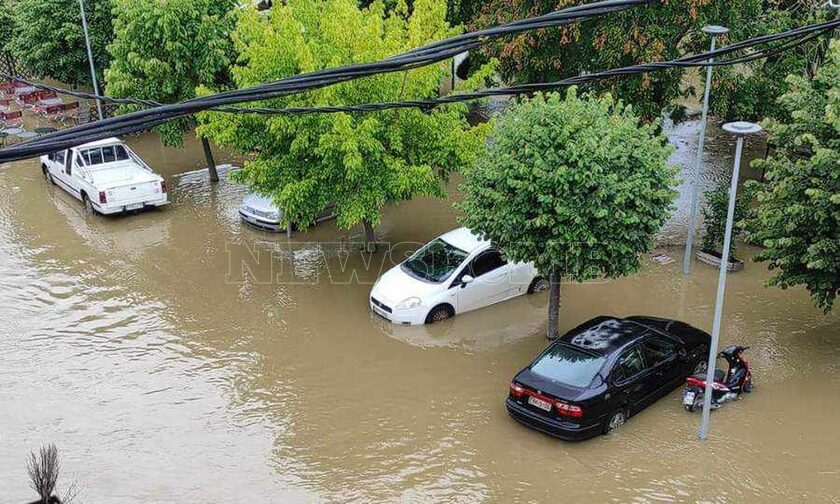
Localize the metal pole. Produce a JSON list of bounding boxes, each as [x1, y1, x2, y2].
[[684, 26, 727, 275], [698, 136, 742, 440], [78, 0, 103, 121]]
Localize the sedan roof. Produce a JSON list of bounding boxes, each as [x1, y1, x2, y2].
[[560, 317, 649, 355]]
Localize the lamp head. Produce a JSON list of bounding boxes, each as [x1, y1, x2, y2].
[[722, 121, 763, 136], [702, 25, 730, 35]]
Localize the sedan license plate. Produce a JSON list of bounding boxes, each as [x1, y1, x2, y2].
[[682, 391, 696, 405], [527, 395, 552, 412], [126, 203, 143, 211]]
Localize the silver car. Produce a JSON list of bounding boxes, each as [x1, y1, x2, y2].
[[239, 193, 335, 232]]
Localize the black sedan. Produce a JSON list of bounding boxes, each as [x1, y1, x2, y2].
[[506, 316, 710, 441]]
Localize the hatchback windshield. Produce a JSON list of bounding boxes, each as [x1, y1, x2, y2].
[[530, 344, 606, 388], [402, 238, 469, 283]]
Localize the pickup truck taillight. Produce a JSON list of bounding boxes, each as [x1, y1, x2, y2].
[[99, 191, 107, 204], [161, 181, 167, 193]]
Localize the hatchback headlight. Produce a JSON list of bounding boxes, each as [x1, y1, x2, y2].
[[396, 297, 421, 310]]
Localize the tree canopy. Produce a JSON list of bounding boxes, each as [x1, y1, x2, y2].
[[468, 0, 832, 122], [7, 0, 113, 87], [709, 3, 833, 122], [469, 0, 766, 120], [105, 0, 237, 145], [196, 0, 491, 245], [748, 40, 840, 313], [458, 89, 676, 338]]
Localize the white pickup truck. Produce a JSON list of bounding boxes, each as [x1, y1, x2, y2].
[[40, 137, 168, 215]]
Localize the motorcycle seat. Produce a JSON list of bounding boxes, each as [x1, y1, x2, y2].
[[691, 370, 727, 383]]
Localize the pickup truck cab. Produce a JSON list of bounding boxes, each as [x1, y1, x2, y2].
[[40, 137, 168, 215]]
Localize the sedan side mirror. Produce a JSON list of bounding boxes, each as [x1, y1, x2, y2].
[[461, 275, 474, 288]]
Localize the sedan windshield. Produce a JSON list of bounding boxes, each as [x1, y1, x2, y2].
[[402, 238, 469, 283], [530, 344, 606, 388]]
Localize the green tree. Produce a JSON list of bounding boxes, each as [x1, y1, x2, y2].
[[469, 0, 764, 120], [8, 0, 112, 87], [458, 89, 676, 339], [699, 177, 753, 260], [197, 0, 491, 249], [709, 3, 832, 122], [106, 0, 237, 146], [0, 2, 14, 54], [748, 40, 840, 313]]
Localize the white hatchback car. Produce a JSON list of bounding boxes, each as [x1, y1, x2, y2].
[[369, 227, 546, 325]]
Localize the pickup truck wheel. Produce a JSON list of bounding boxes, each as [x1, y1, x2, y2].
[[82, 195, 97, 216], [43, 166, 55, 185]]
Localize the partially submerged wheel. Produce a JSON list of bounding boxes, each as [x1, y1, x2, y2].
[[690, 393, 704, 412], [603, 408, 627, 435], [83, 195, 96, 215], [43, 165, 55, 185], [425, 304, 453, 324], [527, 276, 550, 294], [743, 379, 753, 393]]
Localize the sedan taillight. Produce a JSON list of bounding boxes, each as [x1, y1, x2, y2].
[[99, 191, 107, 204], [555, 400, 584, 418], [161, 181, 167, 193], [509, 382, 525, 398]]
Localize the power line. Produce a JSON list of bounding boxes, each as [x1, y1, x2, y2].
[[0, 0, 653, 162], [0, 0, 648, 113], [1, 9, 837, 162]]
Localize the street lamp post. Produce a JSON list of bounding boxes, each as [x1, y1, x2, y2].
[[683, 25, 729, 275], [698, 121, 763, 441], [78, 0, 103, 121]]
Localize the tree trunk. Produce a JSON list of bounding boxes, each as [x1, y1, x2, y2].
[[362, 219, 377, 253], [201, 136, 219, 183], [546, 269, 561, 339]]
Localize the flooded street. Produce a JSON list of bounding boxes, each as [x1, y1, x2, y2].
[[1, 126, 838, 503]]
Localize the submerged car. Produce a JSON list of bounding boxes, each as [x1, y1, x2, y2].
[[40, 137, 168, 215], [239, 193, 335, 232], [506, 316, 711, 441], [369, 227, 545, 325]]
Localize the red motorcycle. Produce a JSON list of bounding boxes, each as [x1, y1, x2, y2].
[[682, 345, 753, 412]]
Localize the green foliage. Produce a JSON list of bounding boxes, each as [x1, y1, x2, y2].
[[7, 0, 113, 87], [106, 0, 237, 146], [470, 0, 764, 121], [197, 0, 491, 233], [709, 3, 832, 122], [458, 88, 677, 281], [699, 177, 753, 259], [748, 40, 840, 313], [0, 2, 14, 53]]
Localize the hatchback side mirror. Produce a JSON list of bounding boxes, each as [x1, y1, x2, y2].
[[461, 275, 474, 288]]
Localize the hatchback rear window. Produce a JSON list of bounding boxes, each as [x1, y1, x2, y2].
[[530, 344, 606, 388]]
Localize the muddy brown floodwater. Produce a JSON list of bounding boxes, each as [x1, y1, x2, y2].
[[0, 126, 838, 503]]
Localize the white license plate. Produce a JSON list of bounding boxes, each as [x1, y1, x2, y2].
[[527, 395, 552, 412], [683, 392, 696, 405], [126, 203, 143, 211]]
